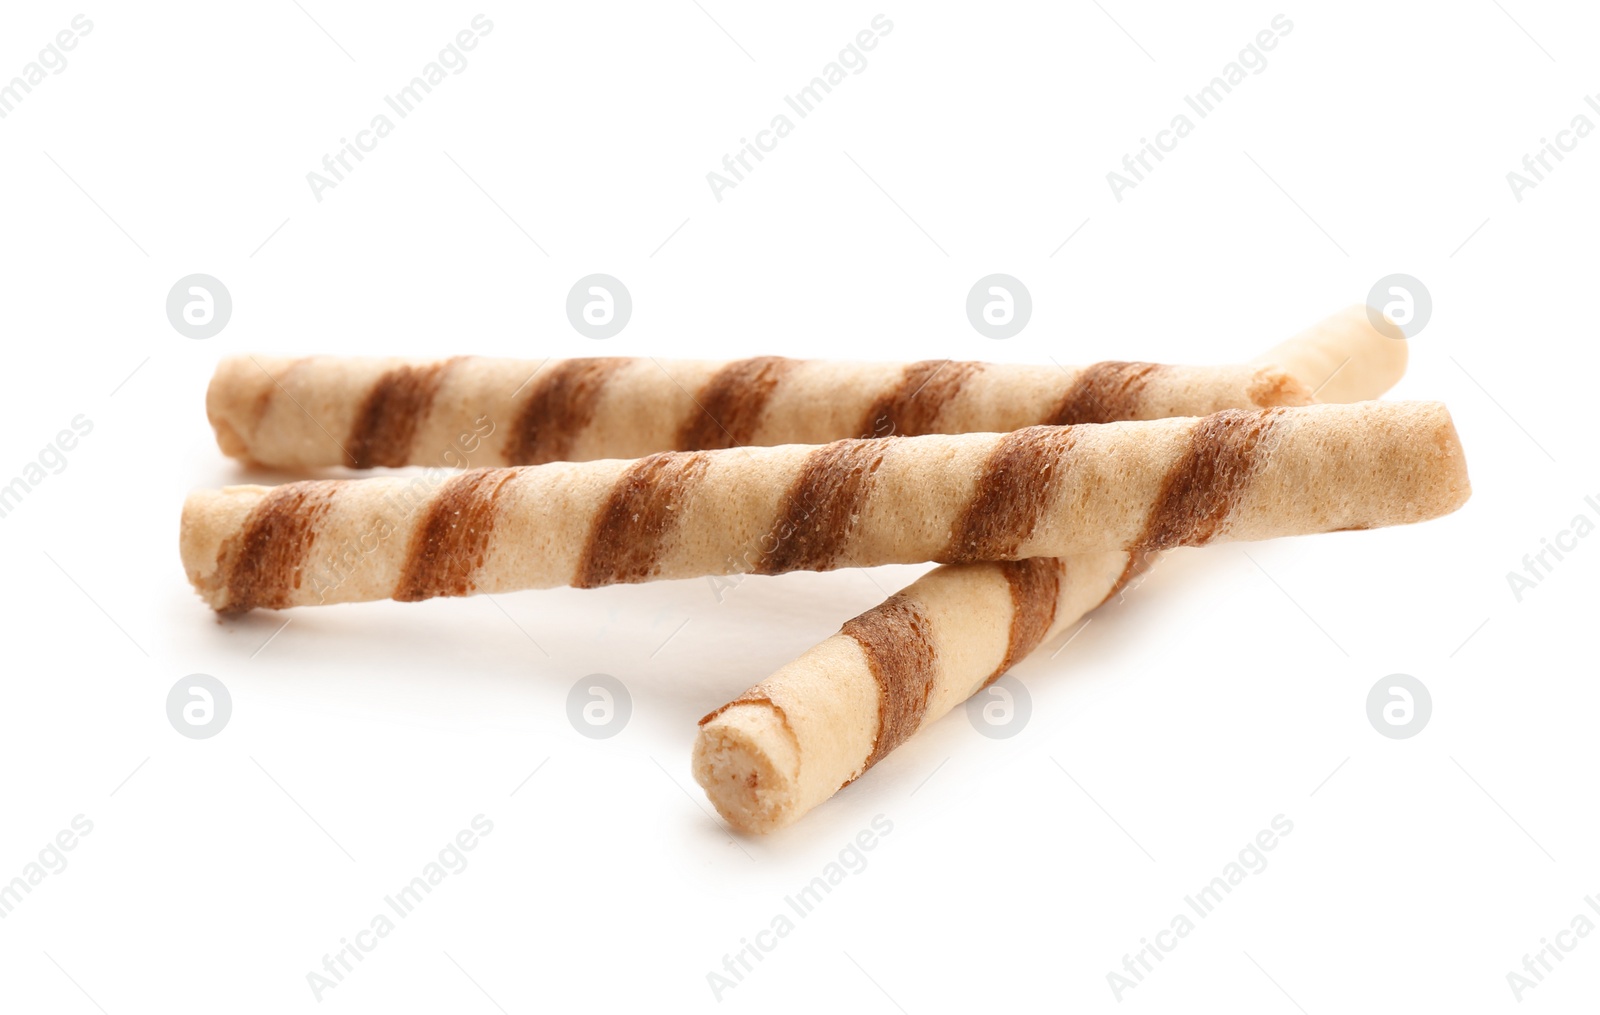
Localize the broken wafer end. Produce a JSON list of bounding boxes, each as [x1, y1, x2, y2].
[[180, 486, 268, 612], [207, 356, 286, 463], [693, 702, 804, 835]]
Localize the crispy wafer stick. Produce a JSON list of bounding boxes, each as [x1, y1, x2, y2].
[[180, 399, 1467, 613], [695, 554, 1134, 833], [206, 352, 1316, 470], [692, 315, 1421, 833]]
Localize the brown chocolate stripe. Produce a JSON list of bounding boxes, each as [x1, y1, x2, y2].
[[1091, 409, 1284, 609], [347, 359, 460, 468], [944, 425, 1078, 562], [840, 592, 938, 775], [506, 358, 631, 466], [859, 359, 982, 438], [1047, 361, 1163, 425], [218, 481, 341, 614], [753, 439, 887, 575], [987, 558, 1064, 685], [394, 469, 518, 601], [575, 451, 711, 588], [679, 356, 796, 451], [1131, 407, 1283, 553]]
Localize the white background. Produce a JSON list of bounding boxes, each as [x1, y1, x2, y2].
[[0, 2, 1594, 1011]]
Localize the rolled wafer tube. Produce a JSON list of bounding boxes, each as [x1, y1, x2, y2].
[[180, 400, 1469, 613], [694, 555, 1136, 832], [205, 349, 1320, 470], [692, 316, 1424, 833]]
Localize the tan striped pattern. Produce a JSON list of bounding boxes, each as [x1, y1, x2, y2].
[[182, 402, 1470, 613], [689, 309, 1426, 833], [207, 354, 1314, 470]]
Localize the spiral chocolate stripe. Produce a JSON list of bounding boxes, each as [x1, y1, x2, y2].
[[859, 359, 984, 439], [394, 469, 518, 601], [754, 439, 889, 575], [507, 358, 631, 466], [1135, 407, 1283, 552], [576, 451, 713, 588], [839, 592, 938, 774], [1047, 361, 1163, 425], [991, 558, 1066, 684], [947, 426, 1079, 561], [679, 356, 796, 450], [217, 481, 340, 614], [347, 359, 460, 468]]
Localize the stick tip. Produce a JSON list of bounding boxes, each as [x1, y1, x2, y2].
[[693, 702, 803, 835]]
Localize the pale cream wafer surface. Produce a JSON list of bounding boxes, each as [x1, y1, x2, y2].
[[180, 400, 1469, 613], [206, 352, 1314, 470]]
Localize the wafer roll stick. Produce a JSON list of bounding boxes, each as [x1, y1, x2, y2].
[[206, 350, 1317, 470], [692, 315, 1423, 833], [180, 400, 1467, 613], [695, 555, 1135, 832]]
